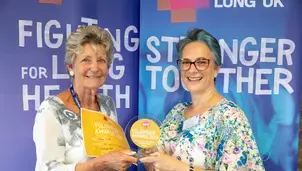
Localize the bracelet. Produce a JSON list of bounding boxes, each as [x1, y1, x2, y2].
[[189, 165, 194, 171]]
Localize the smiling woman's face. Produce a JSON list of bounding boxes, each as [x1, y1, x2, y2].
[[180, 41, 219, 94], [68, 43, 108, 90]]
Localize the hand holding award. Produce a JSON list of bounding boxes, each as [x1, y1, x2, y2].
[[125, 115, 162, 158]]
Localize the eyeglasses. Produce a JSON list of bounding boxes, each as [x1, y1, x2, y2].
[[177, 58, 210, 71]]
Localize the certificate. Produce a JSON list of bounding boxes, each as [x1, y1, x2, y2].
[[81, 108, 130, 157]]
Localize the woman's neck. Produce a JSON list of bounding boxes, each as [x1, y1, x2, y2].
[[72, 83, 99, 110], [190, 86, 223, 109]]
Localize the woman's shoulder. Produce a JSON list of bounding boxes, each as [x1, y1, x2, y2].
[[35, 96, 68, 124], [214, 98, 244, 114], [98, 93, 114, 101], [172, 102, 189, 111], [38, 96, 64, 111], [97, 94, 117, 118], [164, 102, 188, 120], [97, 94, 115, 108], [213, 98, 249, 124]]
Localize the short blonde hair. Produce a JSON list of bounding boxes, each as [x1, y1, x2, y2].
[[65, 25, 114, 68]]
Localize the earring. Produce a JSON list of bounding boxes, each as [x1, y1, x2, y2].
[[69, 71, 74, 77]]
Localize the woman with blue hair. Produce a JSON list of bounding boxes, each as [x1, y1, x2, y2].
[[140, 28, 265, 171]]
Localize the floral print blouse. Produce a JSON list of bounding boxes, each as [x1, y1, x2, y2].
[[157, 98, 265, 171]]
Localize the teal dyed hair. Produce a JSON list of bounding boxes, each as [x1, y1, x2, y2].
[[176, 28, 221, 66]]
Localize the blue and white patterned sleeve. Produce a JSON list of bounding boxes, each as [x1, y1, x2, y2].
[[215, 104, 265, 171]]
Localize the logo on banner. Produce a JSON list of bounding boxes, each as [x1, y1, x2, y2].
[[157, 0, 284, 23], [38, 0, 62, 4], [157, 0, 209, 23]]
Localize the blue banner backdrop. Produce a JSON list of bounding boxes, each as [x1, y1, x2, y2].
[[1, 0, 302, 171], [0, 0, 139, 170], [139, 0, 302, 171]]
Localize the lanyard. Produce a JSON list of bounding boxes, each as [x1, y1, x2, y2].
[[69, 85, 82, 109], [69, 85, 101, 112]]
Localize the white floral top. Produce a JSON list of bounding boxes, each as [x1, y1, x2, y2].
[[157, 98, 265, 171], [33, 95, 117, 171]]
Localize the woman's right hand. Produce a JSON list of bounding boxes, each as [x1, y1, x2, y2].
[[140, 146, 159, 157], [91, 150, 138, 171], [140, 147, 159, 171]]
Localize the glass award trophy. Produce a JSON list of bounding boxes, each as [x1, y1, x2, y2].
[[124, 114, 162, 158]]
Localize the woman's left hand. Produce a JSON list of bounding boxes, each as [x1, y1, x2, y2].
[[139, 152, 188, 171]]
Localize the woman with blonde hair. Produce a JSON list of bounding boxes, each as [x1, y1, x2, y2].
[[33, 25, 137, 171]]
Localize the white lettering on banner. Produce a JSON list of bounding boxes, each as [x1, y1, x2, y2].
[[19, 20, 33, 47], [219, 68, 237, 93], [106, 28, 121, 52], [214, 0, 256, 8], [214, 0, 284, 8], [21, 67, 47, 79], [145, 36, 296, 95], [66, 24, 72, 39], [109, 53, 125, 80], [22, 85, 40, 111], [105, 25, 139, 53], [278, 39, 294, 65], [52, 55, 69, 79], [239, 37, 258, 66], [255, 69, 272, 95], [263, 0, 284, 8], [145, 65, 293, 95], [146, 66, 162, 90], [219, 67, 294, 95], [260, 38, 276, 63], [99, 85, 130, 108], [22, 83, 131, 111], [44, 20, 63, 49], [274, 68, 293, 94], [146, 36, 180, 63], [18, 19, 139, 51], [22, 85, 59, 111], [19, 20, 65, 48], [37, 22, 42, 48], [162, 65, 180, 92], [162, 36, 179, 62], [146, 65, 182, 92], [236, 67, 254, 93], [124, 25, 139, 52], [219, 39, 239, 64], [147, 36, 161, 63], [81, 17, 98, 25], [116, 85, 130, 109], [220, 67, 293, 94], [220, 37, 294, 66]]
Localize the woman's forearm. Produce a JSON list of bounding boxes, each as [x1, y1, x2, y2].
[[75, 158, 106, 171]]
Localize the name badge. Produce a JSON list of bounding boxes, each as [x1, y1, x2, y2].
[[182, 115, 200, 130]]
